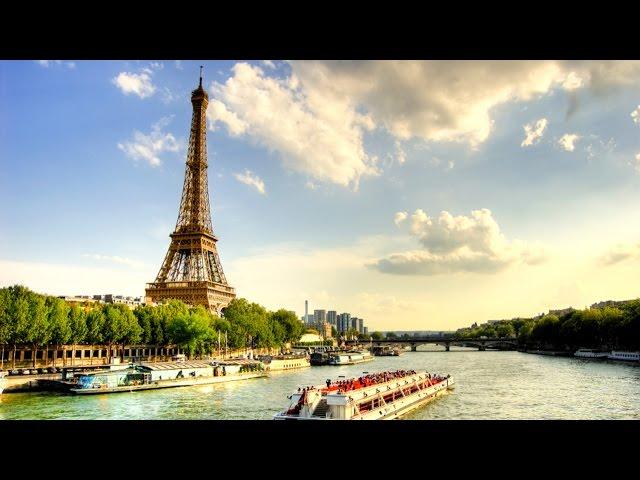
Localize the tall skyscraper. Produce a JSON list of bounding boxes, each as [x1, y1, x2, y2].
[[145, 69, 235, 314], [314, 309, 326, 324], [327, 310, 337, 326], [337, 312, 351, 333]]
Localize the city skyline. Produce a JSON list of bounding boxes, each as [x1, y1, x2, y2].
[[4, 60, 640, 330]]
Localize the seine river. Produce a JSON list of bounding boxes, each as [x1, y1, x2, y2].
[[1, 348, 639, 420]]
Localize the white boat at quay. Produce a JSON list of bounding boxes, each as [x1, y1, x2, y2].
[[0, 370, 6, 395], [69, 359, 267, 394], [574, 348, 609, 358], [327, 350, 374, 365], [607, 351, 640, 362], [274, 369, 454, 420]]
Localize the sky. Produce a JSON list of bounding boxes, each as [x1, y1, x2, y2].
[[2, 60, 640, 331]]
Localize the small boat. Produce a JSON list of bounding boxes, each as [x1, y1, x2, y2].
[[0, 370, 6, 395], [574, 348, 609, 358], [274, 369, 454, 420], [69, 359, 267, 394], [310, 351, 330, 366], [258, 353, 310, 371], [327, 350, 374, 365], [372, 345, 402, 356], [607, 351, 640, 362]]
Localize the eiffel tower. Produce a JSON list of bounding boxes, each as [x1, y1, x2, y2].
[[145, 68, 236, 314]]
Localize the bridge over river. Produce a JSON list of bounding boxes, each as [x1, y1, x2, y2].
[[345, 336, 518, 351]]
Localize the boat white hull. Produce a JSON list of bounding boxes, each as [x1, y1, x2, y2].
[[574, 352, 609, 358], [274, 375, 454, 420], [607, 351, 640, 361], [71, 371, 267, 394], [328, 356, 375, 366]]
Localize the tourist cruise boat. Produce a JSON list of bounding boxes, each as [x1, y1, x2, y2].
[[607, 351, 640, 362], [574, 348, 610, 358], [327, 350, 374, 365], [274, 369, 454, 420], [258, 353, 310, 371], [69, 359, 267, 394]]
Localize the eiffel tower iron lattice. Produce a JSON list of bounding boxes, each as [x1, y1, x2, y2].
[[145, 69, 236, 314]]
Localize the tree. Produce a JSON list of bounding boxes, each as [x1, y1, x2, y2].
[[385, 332, 397, 339], [47, 296, 71, 367], [0, 288, 11, 368], [47, 297, 71, 344], [345, 328, 359, 340], [68, 305, 88, 366], [85, 307, 105, 365], [370, 331, 384, 340], [495, 322, 515, 338], [224, 298, 273, 350], [119, 305, 142, 360], [270, 309, 304, 343], [26, 292, 50, 367], [167, 307, 215, 358], [134, 305, 154, 345], [8, 285, 31, 368]]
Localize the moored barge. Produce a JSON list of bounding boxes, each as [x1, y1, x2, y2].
[[69, 360, 267, 394], [258, 353, 310, 371], [274, 369, 454, 420]]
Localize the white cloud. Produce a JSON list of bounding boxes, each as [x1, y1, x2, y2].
[[149, 62, 164, 70], [600, 243, 640, 266], [394, 140, 406, 165], [36, 60, 75, 69], [112, 71, 156, 99], [291, 61, 572, 147], [394, 211, 408, 226], [208, 99, 248, 136], [161, 87, 179, 104], [175, 60, 184, 70], [562, 71, 585, 90], [586, 136, 616, 160], [630, 153, 640, 173], [117, 117, 179, 167], [521, 118, 548, 147], [631, 106, 640, 125], [206, 62, 378, 189], [372, 208, 547, 275], [558, 133, 580, 152], [305, 181, 317, 190], [206, 61, 640, 188], [234, 169, 266, 194], [262, 60, 276, 69], [81, 254, 146, 269]]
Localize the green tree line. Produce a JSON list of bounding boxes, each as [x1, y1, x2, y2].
[[0, 285, 305, 367], [454, 302, 640, 350]]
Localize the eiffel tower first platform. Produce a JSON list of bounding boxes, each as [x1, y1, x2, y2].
[[145, 69, 236, 314]]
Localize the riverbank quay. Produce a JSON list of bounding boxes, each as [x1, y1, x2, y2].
[[1, 349, 279, 394]]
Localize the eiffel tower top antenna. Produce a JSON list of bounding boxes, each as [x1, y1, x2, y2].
[[199, 65, 203, 87]]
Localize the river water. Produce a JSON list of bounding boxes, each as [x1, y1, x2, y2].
[[1, 348, 639, 419]]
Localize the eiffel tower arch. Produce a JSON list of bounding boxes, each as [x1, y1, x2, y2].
[[145, 69, 236, 315]]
